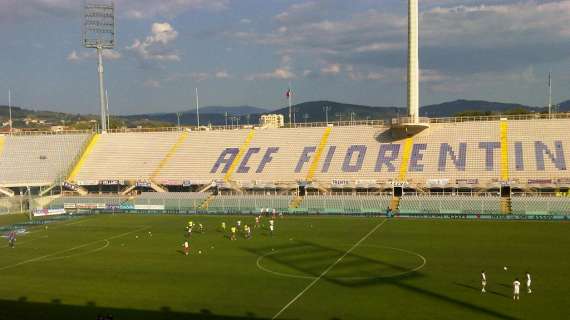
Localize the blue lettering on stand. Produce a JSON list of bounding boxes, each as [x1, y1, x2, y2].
[[295, 146, 316, 173], [321, 146, 336, 173], [409, 144, 427, 172], [342, 145, 367, 172], [209, 140, 569, 175], [375, 144, 400, 172], [438, 143, 466, 171], [479, 142, 500, 171], [514, 142, 524, 171], [256, 147, 279, 173], [210, 148, 239, 173], [535, 141, 566, 171], [237, 148, 260, 173]]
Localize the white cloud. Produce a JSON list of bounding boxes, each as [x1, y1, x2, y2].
[[191, 73, 210, 82], [320, 63, 341, 75], [275, 2, 318, 22], [0, 0, 76, 21], [150, 22, 179, 44], [0, 0, 229, 22], [345, 67, 401, 82], [354, 43, 404, 53], [127, 22, 180, 62], [67, 50, 80, 62], [421, 69, 448, 83], [143, 79, 161, 88], [246, 68, 296, 81], [240, 18, 252, 24], [67, 49, 122, 62], [122, 0, 229, 19], [215, 71, 232, 79], [229, 1, 570, 77]]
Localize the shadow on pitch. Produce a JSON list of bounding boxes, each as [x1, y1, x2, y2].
[[247, 242, 519, 320], [0, 297, 281, 320], [246, 240, 424, 287], [454, 282, 510, 299]]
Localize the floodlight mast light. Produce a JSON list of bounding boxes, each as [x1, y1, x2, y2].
[[83, 1, 115, 132]]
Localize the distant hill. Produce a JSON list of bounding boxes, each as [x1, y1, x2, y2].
[[1, 98, 568, 128], [198, 106, 268, 116], [558, 100, 570, 112], [120, 106, 269, 126], [121, 99, 559, 125], [120, 101, 401, 125], [420, 100, 540, 117], [266, 100, 401, 123]]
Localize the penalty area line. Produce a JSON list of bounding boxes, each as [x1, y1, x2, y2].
[[272, 219, 388, 320], [0, 226, 149, 271]]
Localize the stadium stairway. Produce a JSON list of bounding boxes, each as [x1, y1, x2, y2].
[[151, 131, 190, 180], [390, 196, 401, 212], [289, 195, 304, 209], [76, 186, 88, 196], [33, 195, 61, 209], [0, 186, 15, 197], [66, 133, 99, 183], [121, 185, 137, 196], [149, 180, 167, 193], [500, 197, 512, 214], [199, 194, 215, 210]]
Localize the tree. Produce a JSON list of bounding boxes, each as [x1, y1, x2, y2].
[[454, 110, 493, 117], [503, 107, 531, 115]]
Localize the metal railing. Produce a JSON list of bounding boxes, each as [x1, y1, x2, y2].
[[427, 112, 570, 124], [4, 112, 570, 136], [391, 117, 430, 125], [1, 129, 94, 136]]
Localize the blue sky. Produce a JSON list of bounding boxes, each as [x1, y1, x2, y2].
[[1, 0, 570, 115]]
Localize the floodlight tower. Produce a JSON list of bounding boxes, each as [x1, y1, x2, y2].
[[83, 1, 115, 132], [407, 0, 419, 124], [548, 72, 552, 117]]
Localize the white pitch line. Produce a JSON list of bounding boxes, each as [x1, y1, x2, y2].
[[272, 219, 388, 320], [0, 235, 49, 250], [257, 244, 427, 281], [0, 226, 149, 271], [25, 216, 93, 235], [41, 239, 111, 262]]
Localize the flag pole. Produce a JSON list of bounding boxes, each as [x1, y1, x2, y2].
[[196, 87, 200, 128], [288, 82, 292, 127], [8, 89, 12, 134], [548, 72, 552, 118]]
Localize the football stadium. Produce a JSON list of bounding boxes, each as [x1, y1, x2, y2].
[[1, 1, 569, 320]]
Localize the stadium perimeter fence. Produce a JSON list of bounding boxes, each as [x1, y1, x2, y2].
[[31, 193, 570, 219]]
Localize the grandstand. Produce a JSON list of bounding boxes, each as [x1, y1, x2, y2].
[[1, 114, 570, 216], [0, 131, 91, 189]]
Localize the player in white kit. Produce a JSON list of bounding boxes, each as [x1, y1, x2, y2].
[[513, 278, 521, 300], [525, 272, 532, 294], [481, 270, 487, 293]]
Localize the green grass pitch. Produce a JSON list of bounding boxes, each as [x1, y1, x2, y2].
[[0, 214, 568, 319]]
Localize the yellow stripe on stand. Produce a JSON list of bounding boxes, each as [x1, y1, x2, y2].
[[67, 134, 101, 182], [306, 127, 332, 181], [398, 137, 414, 181], [151, 131, 189, 179], [224, 129, 256, 182], [500, 120, 509, 181]]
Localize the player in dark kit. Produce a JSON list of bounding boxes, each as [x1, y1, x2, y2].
[[7, 231, 16, 248]]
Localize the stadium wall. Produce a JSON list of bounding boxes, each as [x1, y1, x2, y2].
[[67, 119, 570, 189]]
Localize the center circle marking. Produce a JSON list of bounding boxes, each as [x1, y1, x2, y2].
[[256, 244, 426, 280]]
